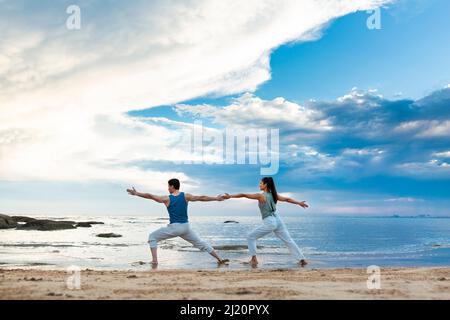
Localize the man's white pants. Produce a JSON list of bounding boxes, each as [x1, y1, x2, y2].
[[248, 215, 305, 260], [148, 223, 214, 254]]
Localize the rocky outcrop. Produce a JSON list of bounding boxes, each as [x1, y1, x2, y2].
[[224, 220, 239, 223], [11, 216, 37, 223], [0, 214, 18, 229], [96, 233, 122, 238], [76, 222, 93, 228], [0, 214, 105, 232], [76, 221, 105, 228], [17, 220, 77, 231]]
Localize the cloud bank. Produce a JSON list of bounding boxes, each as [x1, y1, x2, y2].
[[173, 87, 450, 180], [0, 0, 390, 191]]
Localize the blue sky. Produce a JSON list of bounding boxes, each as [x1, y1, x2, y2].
[[258, 0, 450, 102], [1, 0, 449, 216]]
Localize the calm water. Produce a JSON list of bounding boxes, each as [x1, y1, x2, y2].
[[0, 215, 449, 270]]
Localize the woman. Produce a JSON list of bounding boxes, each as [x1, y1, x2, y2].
[[224, 177, 309, 267]]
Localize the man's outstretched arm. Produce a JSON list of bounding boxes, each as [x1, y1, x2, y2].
[[185, 193, 225, 202], [127, 187, 169, 205]]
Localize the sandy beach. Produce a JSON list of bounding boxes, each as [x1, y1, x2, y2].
[[0, 267, 448, 300]]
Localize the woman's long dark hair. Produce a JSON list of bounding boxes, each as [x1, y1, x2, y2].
[[262, 177, 278, 203]]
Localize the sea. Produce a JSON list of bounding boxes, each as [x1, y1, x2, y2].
[[0, 215, 449, 270]]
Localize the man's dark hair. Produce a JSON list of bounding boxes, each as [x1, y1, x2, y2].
[[168, 178, 180, 190]]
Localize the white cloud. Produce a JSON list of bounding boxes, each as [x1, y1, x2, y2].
[[394, 120, 450, 138], [0, 0, 390, 187], [336, 87, 383, 107], [384, 197, 423, 203], [433, 151, 450, 158], [418, 121, 450, 138], [175, 93, 333, 131], [395, 159, 450, 178], [342, 148, 384, 156], [286, 145, 338, 175]]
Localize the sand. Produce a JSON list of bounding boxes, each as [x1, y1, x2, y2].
[[0, 267, 449, 300]]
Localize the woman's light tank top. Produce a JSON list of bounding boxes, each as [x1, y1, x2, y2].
[[258, 192, 276, 219]]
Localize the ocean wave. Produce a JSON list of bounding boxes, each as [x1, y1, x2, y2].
[[81, 242, 134, 247], [212, 245, 264, 251], [0, 243, 81, 248], [0, 242, 136, 248], [0, 262, 55, 267]]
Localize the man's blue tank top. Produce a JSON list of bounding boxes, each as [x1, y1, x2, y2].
[[167, 192, 188, 224]]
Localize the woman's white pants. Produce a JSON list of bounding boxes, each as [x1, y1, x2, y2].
[[248, 215, 305, 260]]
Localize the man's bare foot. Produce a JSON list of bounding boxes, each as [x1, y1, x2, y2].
[[250, 257, 258, 268], [218, 259, 230, 265], [151, 261, 158, 269], [299, 259, 308, 267]]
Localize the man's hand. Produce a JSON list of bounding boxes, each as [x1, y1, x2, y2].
[[217, 194, 229, 201], [298, 201, 309, 209], [127, 187, 137, 196], [222, 193, 231, 200]]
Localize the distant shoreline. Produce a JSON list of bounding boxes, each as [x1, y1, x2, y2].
[[1, 267, 449, 300], [1, 213, 449, 219]]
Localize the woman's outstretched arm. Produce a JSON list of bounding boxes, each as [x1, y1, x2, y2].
[[277, 194, 309, 209], [224, 193, 264, 201]]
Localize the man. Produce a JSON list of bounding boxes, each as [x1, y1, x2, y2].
[[127, 178, 229, 266]]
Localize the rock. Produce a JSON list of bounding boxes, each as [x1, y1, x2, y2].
[[11, 216, 37, 223], [96, 233, 122, 238], [0, 214, 18, 229], [59, 221, 77, 224], [24, 277, 43, 281], [84, 221, 104, 225], [17, 219, 76, 231], [76, 222, 93, 228], [76, 221, 104, 227], [1, 215, 103, 231], [47, 292, 63, 297], [224, 220, 239, 224]]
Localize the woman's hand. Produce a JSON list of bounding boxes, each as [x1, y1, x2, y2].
[[298, 201, 309, 209]]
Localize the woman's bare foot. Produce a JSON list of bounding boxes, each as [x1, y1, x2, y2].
[[299, 259, 308, 267], [250, 256, 258, 268]]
